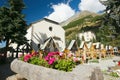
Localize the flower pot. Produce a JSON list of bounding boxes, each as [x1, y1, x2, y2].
[[10, 59, 104, 80]]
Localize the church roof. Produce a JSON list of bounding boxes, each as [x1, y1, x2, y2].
[[30, 18, 59, 25]]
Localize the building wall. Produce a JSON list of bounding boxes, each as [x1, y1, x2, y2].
[[25, 27, 32, 44], [27, 19, 65, 51]]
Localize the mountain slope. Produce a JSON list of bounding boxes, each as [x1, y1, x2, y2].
[[62, 11, 103, 44], [60, 10, 100, 26]]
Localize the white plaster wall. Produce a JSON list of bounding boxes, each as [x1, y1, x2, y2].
[[30, 20, 65, 51], [25, 27, 32, 43], [9, 43, 17, 50]]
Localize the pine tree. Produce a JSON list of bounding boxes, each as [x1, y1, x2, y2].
[[0, 0, 27, 59], [99, 0, 120, 46], [101, 0, 120, 34]]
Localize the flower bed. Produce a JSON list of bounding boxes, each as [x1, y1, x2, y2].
[[19, 51, 81, 72]]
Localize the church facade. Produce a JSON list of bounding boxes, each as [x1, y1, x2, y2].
[[26, 18, 65, 52]]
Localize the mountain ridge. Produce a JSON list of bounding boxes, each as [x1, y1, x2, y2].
[[61, 10, 103, 45], [60, 10, 100, 26]]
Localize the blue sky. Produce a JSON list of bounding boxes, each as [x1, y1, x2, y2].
[[22, 0, 80, 24], [0, 41, 6, 48], [0, 0, 106, 24]]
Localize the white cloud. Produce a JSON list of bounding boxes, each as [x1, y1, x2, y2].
[[46, 3, 75, 23], [66, 0, 73, 5], [79, 0, 106, 13]]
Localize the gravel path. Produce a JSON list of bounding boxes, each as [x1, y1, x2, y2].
[[86, 56, 119, 70], [85, 56, 120, 80]]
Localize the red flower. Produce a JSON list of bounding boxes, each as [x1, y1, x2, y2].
[[118, 61, 120, 66], [24, 54, 32, 62]]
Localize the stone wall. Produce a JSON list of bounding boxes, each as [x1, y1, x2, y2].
[[11, 59, 104, 80], [6, 74, 26, 80]]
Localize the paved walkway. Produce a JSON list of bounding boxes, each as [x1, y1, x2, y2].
[[0, 63, 15, 80], [0, 59, 15, 80]]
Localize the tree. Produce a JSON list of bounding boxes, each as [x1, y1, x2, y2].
[[0, 0, 27, 59], [101, 0, 120, 34], [99, 0, 120, 46]]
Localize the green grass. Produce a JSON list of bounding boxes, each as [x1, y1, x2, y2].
[[89, 59, 99, 63], [63, 15, 93, 30], [110, 72, 119, 77], [63, 15, 103, 44]]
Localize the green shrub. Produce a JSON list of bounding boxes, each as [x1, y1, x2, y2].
[[19, 56, 24, 61], [19, 52, 76, 72], [110, 72, 119, 77], [29, 57, 49, 67], [53, 59, 75, 72]]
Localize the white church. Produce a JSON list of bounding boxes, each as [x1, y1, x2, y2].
[[25, 18, 65, 52]]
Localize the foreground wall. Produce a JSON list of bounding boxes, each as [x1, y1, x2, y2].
[[11, 59, 104, 80]]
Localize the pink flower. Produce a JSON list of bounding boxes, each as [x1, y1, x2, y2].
[[45, 52, 59, 65], [24, 54, 32, 62], [59, 52, 63, 56], [44, 56, 49, 61], [47, 52, 54, 56], [48, 58, 56, 65], [18, 53, 23, 58], [73, 57, 78, 62], [68, 53, 73, 57]]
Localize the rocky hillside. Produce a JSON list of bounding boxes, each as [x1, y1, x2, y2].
[[61, 11, 103, 44]]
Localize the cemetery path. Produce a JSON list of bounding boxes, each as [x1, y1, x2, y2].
[[84, 56, 120, 80], [86, 56, 120, 70]]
